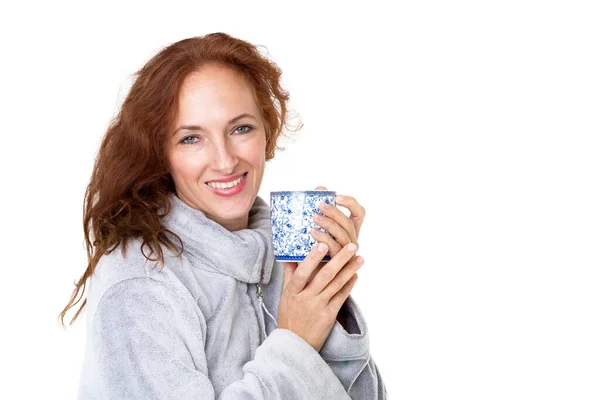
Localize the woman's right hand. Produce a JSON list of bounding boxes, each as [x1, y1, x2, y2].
[[278, 242, 364, 353]]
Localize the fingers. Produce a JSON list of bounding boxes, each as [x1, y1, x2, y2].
[[282, 262, 298, 292], [319, 254, 364, 301], [304, 243, 359, 296], [313, 185, 352, 253], [335, 194, 366, 236], [328, 273, 358, 312], [310, 227, 342, 258], [287, 243, 329, 295], [311, 186, 365, 259], [313, 205, 355, 249], [313, 188, 366, 235], [335, 194, 366, 221], [319, 201, 356, 241]]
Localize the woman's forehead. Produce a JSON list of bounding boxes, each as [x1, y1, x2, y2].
[[176, 68, 258, 121]]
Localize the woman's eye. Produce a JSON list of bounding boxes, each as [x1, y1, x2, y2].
[[180, 135, 199, 145], [235, 125, 254, 135]]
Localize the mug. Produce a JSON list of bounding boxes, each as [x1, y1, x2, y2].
[[270, 190, 336, 261]]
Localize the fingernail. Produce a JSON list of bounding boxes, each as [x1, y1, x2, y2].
[[321, 202, 330, 210], [356, 256, 364, 264], [336, 195, 344, 202], [318, 243, 328, 252], [313, 214, 323, 221], [347, 243, 357, 252]]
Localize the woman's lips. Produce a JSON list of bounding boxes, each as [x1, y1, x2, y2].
[[205, 172, 248, 197], [205, 172, 247, 184]]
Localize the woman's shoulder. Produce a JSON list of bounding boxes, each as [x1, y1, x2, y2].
[[94, 237, 166, 281], [86, 237, 185, 316]]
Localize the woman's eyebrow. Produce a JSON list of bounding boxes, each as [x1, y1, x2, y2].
[[173, 113, 258, 135]]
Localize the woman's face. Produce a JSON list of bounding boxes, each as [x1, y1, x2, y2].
[[166, 64, 267, 231]]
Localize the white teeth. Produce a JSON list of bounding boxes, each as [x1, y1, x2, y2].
[[207, 174, 245, 189]]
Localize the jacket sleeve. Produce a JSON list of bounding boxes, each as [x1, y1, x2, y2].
[[319, 294, 389, 399], [84, 277, 351, 399]]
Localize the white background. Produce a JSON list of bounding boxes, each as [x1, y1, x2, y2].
[[1, 1, 598, 399]]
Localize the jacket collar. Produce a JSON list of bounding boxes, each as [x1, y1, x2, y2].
[[161, 193, 275, 284]]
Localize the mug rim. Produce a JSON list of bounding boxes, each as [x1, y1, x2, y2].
[[270, 190, 336, 195]]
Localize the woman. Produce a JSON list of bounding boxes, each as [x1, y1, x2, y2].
[[60, 32, 388, 399]]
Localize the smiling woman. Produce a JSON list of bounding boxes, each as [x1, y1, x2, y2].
[[60, 32, 387, 399], [166, 66, 267, 231]]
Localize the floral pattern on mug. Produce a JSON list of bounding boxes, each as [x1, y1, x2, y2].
[[270, 190, 336, 261]]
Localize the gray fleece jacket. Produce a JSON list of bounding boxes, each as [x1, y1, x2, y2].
[[77, 193, 388, 399]]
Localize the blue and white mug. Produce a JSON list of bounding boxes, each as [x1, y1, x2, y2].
[[270, 190, 336, 262]]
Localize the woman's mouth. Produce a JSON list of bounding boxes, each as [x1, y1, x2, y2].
[[205, 172, 248, 197]]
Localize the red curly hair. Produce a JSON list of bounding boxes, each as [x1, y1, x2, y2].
[[59, 32, 302, 327]]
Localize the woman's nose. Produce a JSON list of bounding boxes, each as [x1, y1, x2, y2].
[[209, 139, 238, 174]]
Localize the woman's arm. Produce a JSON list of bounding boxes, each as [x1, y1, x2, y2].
[[319, 295, 389, 399]]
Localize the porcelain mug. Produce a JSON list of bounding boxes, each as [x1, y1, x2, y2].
[[270, 190, 336, 261]]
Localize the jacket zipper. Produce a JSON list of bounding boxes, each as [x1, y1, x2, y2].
[[256, 260, 264, 299], [255, 266, 267, 342], [254, 251, 279, 336]]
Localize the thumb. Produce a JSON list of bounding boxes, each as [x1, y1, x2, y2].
[[282, 261, 298, 292], [314, 186, 328, 190]]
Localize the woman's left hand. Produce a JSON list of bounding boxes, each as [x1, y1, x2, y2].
[[310, 186, 366, 328], [310, 186, 366, 259]]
